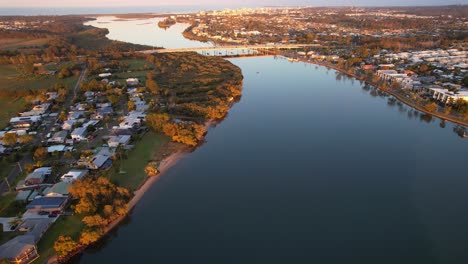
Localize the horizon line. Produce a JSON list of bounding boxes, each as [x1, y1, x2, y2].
[[1, 4, 467, 8]]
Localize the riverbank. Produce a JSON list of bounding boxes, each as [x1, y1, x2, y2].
[[46, 51, 242, 262], [291, 56, 468, 127], [103, 148, 189, 234]]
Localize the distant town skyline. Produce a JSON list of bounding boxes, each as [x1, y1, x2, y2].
[[0, 0, 465, 7]]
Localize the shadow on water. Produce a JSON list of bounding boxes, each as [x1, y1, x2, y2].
[[68, 214, 134, 264], [453, 125, 468, 138]]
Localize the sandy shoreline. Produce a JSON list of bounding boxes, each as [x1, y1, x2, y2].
[[50, 119, 221, 263], [103, 149, 189, 233], [48, 149, 190, 264]]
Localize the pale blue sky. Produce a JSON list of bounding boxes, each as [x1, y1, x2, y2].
[[0, 0, 464, 7]]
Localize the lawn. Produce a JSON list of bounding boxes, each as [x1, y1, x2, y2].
[[35, 214, 84, 264], [0, 193, 21, 217], [0, 64, 78, 127], [0, 38, 50, 50], [0, 230, 22, 245], [113, 70, 148, 84], [111, 132, 170, 191], [121, 58, 152, 71], [0, 65, 78, 92], [0, 97, 27, 128]]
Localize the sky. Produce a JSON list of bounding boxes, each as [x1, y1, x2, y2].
[[0, 0, 464, 7]]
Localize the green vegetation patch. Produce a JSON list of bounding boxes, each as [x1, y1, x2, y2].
[[0, 65, 78, 93], [112, 132, 170, 191], [0, 98, 27, 129], [0, 38, 51, 51], [0, 193, 19, 217], [35, 215, 84, 264]]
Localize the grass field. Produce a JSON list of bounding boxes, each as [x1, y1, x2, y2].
[[121, 58, 152, 70], [112, 132, 170, 191], [35, 214, 84, 264], [0, 230, 22, 245], [0, 193, 18, 217], [0, 65, 78, 92], [0, 98, 27, 128], [113, 70, 148, 84], [0, 64, 78, 127], [0, 38, 50, 50]]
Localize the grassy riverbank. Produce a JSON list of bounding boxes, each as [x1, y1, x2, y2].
[[112, 132, 170, 191]]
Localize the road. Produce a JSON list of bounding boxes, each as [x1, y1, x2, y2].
[[0, 67, 87, 195], [138, 44, 323, 54]]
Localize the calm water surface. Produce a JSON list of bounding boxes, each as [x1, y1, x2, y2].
[[78, 20, 468, 264], [85, 16, 213, 49]]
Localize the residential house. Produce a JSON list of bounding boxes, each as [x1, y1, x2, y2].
[[84, 91, 95, 98], [26, 197, 68, 213], [71, 127, 87, 141], [118, 111, 146, 129], [61, 120, 76, 130], [24, 167, 51, 186], [47, 145, 72, 153], [78, 148, 114, 170], [46, 92, 59, 101], [0, 144, 6, 155], [130, 97, 149, 111], [60, 169, 88, 183], [0, 235, 39, 264], [98, 73, 112, 78], [49, 130, 68, 144], [68, 111, 86, 120], [108, 135, 131, 148], [43, 182, 71, 197], [430, 87, 468, 104], [9, 116, 41, 129], [19, 103, 51, 117], [126, 78, 139, 86]]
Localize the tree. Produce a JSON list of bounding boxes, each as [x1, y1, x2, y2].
[[146, 78, 160, 94], [58, 111, 68, 122], [34, 147, 48, 161], [146, 113, 170, 132], [444, 106, 452, 115], [18, 134, 34, 144], [424, 102, 438, 113], [162, 122, 206, 146], [79, 229, 102, 245], [2, 133, 17, 146], [54, 236, 78, 257], [83, 214, 107, 228], [127, 100, 135, 111], [107, 94, 119, 105], [69, 177, 131, 215], [58, 67, 72, 79], [145, 161, 159, 177]]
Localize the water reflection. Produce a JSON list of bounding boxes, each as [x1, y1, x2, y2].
[[359, 82, 468, 137], [85, 16, 213, 49]]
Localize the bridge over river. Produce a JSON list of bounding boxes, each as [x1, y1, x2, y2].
[[138, 44, 323, 55]]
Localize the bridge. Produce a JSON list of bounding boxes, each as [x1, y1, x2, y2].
[[139, 44, 322, 54]]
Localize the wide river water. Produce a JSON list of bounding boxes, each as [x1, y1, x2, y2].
[[79, 17, 468, 264]]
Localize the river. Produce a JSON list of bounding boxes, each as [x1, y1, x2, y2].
[[78, 18, 468, 264]]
